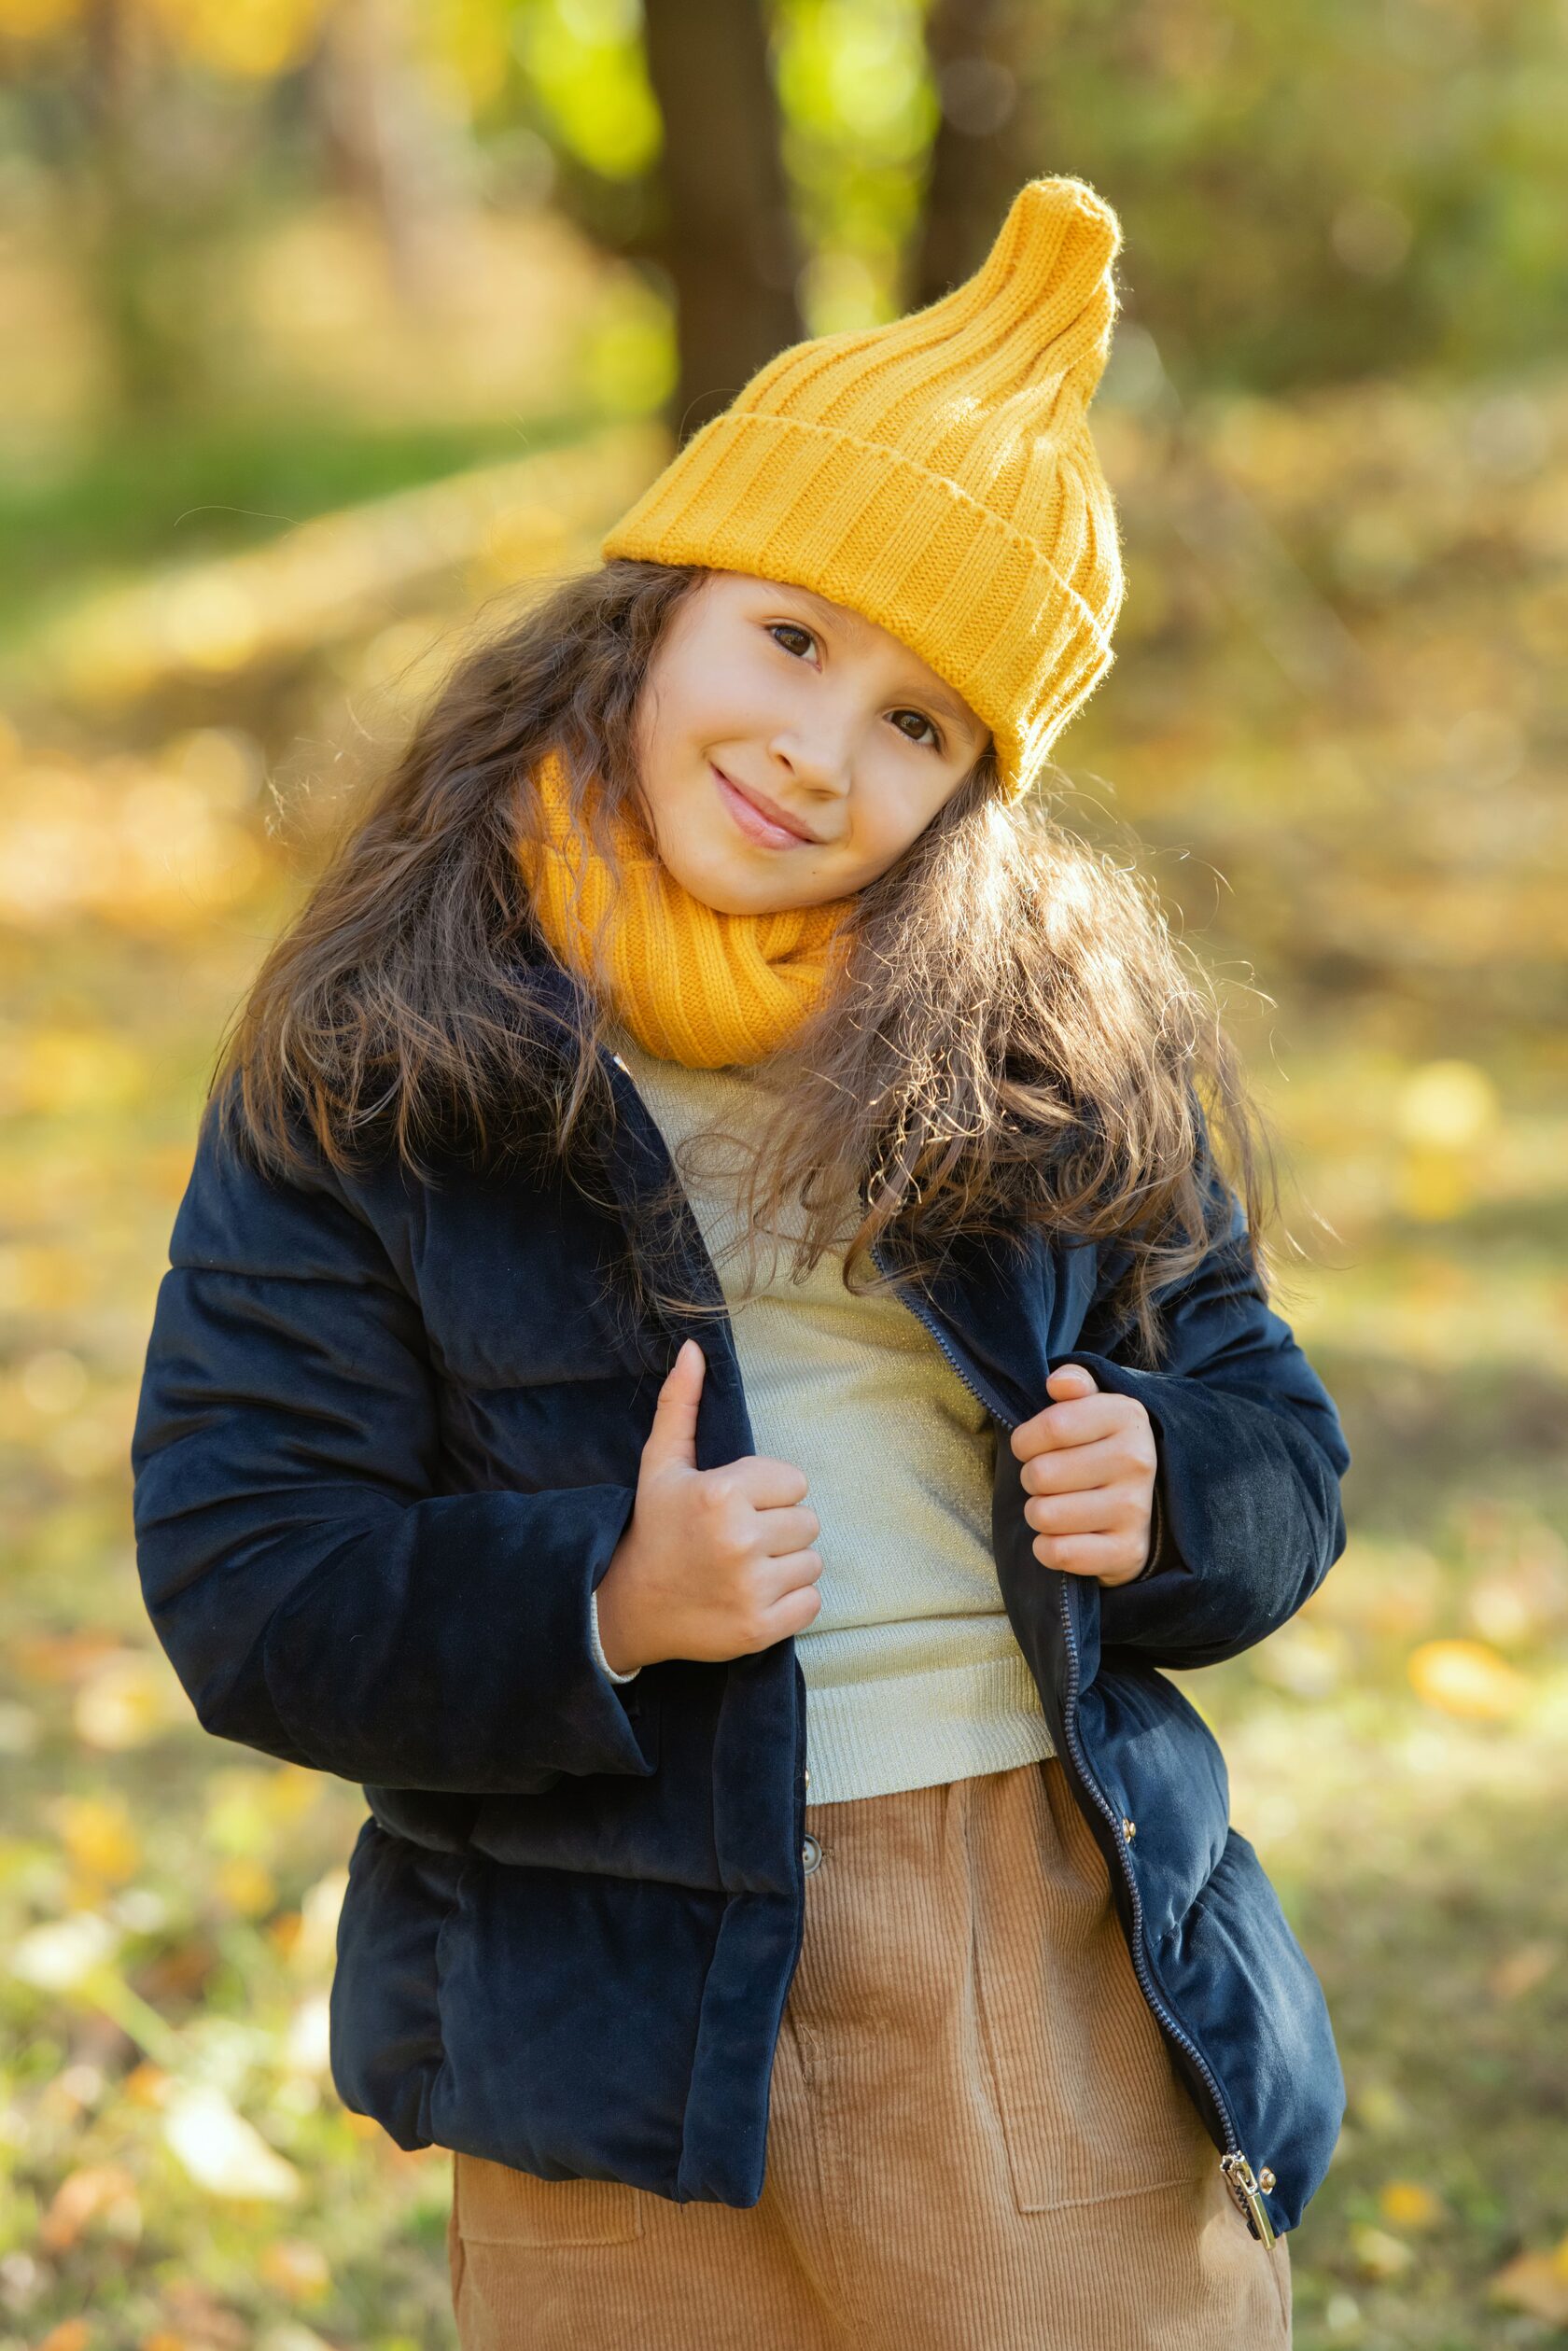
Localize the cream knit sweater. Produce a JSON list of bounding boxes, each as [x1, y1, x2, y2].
[[592, 1023, 1054, 1805]]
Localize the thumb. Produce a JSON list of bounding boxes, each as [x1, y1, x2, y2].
[[642, 1337, 706, 1471], [1045, 1363, 1099, 1399]]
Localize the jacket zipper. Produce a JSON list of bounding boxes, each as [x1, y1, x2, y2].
[[866, 1230, 1278, 2249], [603, 1039, 1273, 2246]]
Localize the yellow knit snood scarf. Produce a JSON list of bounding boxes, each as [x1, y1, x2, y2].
[[516, 748, 857, 1070]]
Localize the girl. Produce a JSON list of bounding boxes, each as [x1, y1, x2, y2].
[[132, 176, 1351, 2349]]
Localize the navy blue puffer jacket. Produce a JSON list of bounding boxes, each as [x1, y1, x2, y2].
[[131, 956, 1351, 2248]]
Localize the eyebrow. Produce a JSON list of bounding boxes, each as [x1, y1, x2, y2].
[[773, 583, 983, 739]]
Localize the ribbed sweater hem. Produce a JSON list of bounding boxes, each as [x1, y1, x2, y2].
[[802, 1650, 1054, 1805]]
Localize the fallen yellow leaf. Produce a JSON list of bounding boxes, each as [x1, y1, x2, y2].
[[259, 2237, 332, 2302], [1396, 1060, 1498, 1150], [1407, 1637, 1530, 1720], [1488, 1940, 1561, 2002], [1490, 2246, 1568, 2323], [49, 1794, 142, 1885], [1350, 2080, 1412, 2136], [7, 1629, 121, 1686], [161, 2081, 301, 2201], [39, 2163, 141, 2254], [214, 1856, 279, 1918], [1378, 2178, 1444, 2232], [266, 1910, 304, 1962], [1350, 2221, 1416, 2279], [75, 1650, 185, 1751]]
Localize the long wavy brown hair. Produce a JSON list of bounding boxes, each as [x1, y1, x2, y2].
[[217, 556, 1295, 1372]]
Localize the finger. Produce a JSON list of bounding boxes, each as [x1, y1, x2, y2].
[[757, 1502, 821, 1558], [1029, 1530, 1130, 1578], [752, 1575, 826, 1647], [642, 1338, 705, 1469], [731, 1453, 811, 1508], [1045, 1364, 1099, 1398], [1018, 1431, 1150, 1496], [1011, 1393, 1127, 1460], [761, 1546, 825, 1591], [1022, 1483, 1125, 1538]]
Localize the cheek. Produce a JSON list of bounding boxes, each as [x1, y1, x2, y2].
[[636, 672, 721, 827], [852, 776, 938, 869], [637, 747, 735, 888], [655, 624, 771, 749], [637, 762, 706, 876]]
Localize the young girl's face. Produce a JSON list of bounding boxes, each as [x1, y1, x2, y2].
[[632, 570, 991, 915]]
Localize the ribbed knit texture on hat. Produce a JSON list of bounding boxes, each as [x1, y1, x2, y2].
[[517, 749, 857, 1068], [600, 175, 1127, 801]]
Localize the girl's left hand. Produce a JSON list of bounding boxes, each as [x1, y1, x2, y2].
[[1007, 1364, 1157, 1588]]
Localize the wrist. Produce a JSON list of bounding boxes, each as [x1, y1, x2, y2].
[[593, 1558, 650, 1677]]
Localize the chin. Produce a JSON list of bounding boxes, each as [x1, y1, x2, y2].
[[663, 851, 777, 917]]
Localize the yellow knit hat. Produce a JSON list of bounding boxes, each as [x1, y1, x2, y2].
[[600, 175, 1127, 802]]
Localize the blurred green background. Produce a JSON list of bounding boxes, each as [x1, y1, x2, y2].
[[1, 3, 1564, 2346]]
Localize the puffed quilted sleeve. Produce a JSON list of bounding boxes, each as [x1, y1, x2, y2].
[[131, 1096, 658, 1793], [1056, 1135, 1352, 1671]]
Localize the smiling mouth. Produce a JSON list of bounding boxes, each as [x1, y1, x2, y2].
[[710, 763, 819, 848]]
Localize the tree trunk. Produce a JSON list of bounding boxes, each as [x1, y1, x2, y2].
[[913, 0, 1034, 307], [640, 0, 805, 442]]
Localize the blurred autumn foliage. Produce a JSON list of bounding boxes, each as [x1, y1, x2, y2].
[[1, 4, 1565, 2349]]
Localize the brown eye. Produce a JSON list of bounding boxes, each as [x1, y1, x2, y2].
[[892, 709, 941, 750], [768, 623, 816, 658]]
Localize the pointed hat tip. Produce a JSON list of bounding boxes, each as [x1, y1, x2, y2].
[[1010, 173, 1124, 260]]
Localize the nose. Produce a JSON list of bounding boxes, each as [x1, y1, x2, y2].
[[767, 722, 853, 802]]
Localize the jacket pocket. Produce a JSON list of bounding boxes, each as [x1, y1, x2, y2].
[[453, 2148, 645, 2246], [972, 1759, 1209, 2213]]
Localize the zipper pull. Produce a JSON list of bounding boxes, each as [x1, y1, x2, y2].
[[1221, 2153, 1277, 2247]]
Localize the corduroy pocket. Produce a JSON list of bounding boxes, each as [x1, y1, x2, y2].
[[454, 2148, 646, 2246], [972, 1760, 1209, 2214]]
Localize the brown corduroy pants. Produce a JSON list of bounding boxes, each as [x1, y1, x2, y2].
[[446, 1758, 1294, 2349]]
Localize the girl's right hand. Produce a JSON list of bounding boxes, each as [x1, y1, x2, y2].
[[593, 1339, 824, 1672]]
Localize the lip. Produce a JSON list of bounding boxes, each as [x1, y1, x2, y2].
[[711, 763, 819, 848]]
